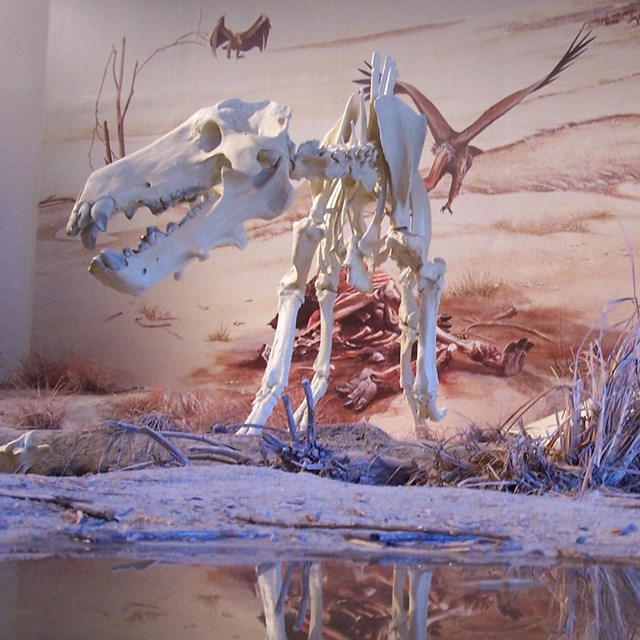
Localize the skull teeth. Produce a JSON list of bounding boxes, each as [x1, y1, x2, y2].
[[99, 248, 127, 271], [88, 188, 217, 272], [142, 226, 161, 245]]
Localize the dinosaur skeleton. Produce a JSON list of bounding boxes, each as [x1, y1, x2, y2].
[[67, 54, 446, 435]]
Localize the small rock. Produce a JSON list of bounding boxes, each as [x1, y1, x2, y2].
[[618, 523, 638, 536]]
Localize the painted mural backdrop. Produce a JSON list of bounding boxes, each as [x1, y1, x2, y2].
[[35, 0, 640, 436]]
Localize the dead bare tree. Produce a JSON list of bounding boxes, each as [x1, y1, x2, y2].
[[89, 12, 208, 168]]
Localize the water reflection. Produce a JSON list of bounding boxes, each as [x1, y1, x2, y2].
[[0, 558, 639, 639]]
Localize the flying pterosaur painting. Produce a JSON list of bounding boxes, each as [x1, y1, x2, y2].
[[357, 28, 594, 213], [209, 14, 271, 59]]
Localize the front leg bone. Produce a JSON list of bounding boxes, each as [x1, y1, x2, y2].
[[293, 254, 340, 428], [242, 216, 323, 433]]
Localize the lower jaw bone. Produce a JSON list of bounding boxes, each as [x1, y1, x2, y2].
[[88, 164, 294, 296]]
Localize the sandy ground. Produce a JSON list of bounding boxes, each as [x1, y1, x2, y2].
[[1, 458, 640, 566], [0, 388, 639, 568]]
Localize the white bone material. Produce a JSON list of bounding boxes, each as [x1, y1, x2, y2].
[[67, 100, 294, 296], [0, 432, 51, 474], [68, 54, 446, 436]]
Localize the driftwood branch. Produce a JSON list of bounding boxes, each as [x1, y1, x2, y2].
[[0, 489, 121, 521], [105, 420, 253, 466], [138, 424, 191, 466]]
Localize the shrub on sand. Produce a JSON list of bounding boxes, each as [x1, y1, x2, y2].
[[15, 389, 68, 430], [5, 353, 121, 394]]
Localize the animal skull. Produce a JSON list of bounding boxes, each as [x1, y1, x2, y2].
[[67, 99, 295, 295]]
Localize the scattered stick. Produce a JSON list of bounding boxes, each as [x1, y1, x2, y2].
[[0, 490, 121, 521], [260, 378, 348, 478], [282, 393, 298, 442], [38, 195, 75, 208], [106, 420, 253, 466], [187, 446, 250, 464], [139, 424, 191, 466], [463, 320, 554, 343], [233, 513, 511, 543], [107, 421, 191, 467], [302, 378, 316, 441]]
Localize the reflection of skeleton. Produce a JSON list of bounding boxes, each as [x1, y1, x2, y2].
[[257, 562, 431, 640], [67, 54, 447, 435], [269, 269, 533, 411]]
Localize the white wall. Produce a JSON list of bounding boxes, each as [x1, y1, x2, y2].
[[0, 0, 49, 378]]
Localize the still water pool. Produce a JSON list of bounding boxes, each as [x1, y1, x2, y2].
[[1, 557, 639, 639]]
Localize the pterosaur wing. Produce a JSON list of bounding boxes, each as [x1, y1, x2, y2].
[[238, 14, 271, 52], [210, 16, 231, 57], [394, 81, 455, 146], [458, 27, 594, 144]]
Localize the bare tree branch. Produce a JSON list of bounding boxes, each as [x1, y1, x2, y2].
[[89, 12, 208, 168], [115, 38, 126, 158], [88, 48, 116, 169]]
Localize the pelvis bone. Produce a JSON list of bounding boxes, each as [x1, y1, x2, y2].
[[68, 54, 447, 435], [67, 99, 294, 296]]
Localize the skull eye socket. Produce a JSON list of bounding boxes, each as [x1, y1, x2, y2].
[[200, 121, 222, 152], [257, 149, 279, 169]]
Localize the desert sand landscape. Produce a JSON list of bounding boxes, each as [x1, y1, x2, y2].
[[29, 0, 640, 438]]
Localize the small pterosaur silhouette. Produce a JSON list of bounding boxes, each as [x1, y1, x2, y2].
[[210, 14, 271, 59], [356, 28, 594, 213]]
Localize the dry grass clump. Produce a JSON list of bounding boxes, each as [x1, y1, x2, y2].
[[426, 298, 640, 494], [491, 210, 612, 236], [137, 304, 174, 323], [114, 386, 250, 433], [445, 270, 507, 299], [5, 353, 121, 394], [15, 389, 68, 430], [206, 324, 231, 343], [561, 303, 640, 491], [584, 209, 613, 221], [549, 339, 577, 379]]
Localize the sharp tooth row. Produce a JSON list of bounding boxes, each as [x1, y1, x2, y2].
[[96, 190, 213, 271], [142, 186, 206, 216], [122, 187, 210, 225]]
